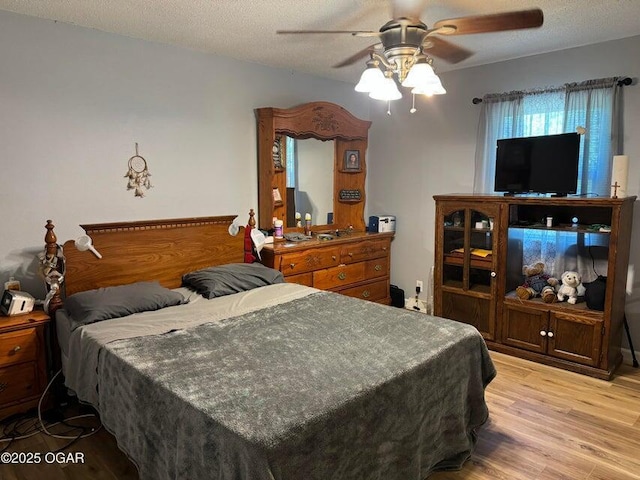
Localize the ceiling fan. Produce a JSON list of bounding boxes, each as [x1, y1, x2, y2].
[[277, 0, 543, 104]]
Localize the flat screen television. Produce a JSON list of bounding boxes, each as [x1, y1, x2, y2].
[[494, 133, 580, 196]]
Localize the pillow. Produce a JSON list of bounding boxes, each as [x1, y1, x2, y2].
[[182, 263, 284, 299], [65, 281, 186, 331]]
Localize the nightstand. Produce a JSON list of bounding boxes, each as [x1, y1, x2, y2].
[[0, 309, 50, 420]]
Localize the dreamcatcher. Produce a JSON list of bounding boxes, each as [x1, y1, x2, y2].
[[125, 143, 152, 197]]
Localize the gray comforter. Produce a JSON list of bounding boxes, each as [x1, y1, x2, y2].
[[96, 290, 495, 480]]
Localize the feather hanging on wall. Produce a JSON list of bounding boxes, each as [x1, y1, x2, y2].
[[125, 143, 152, 197]]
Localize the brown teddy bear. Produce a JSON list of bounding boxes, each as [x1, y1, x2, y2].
[[516, 262, 559, 303]]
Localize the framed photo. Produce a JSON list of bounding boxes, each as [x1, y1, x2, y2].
[[343, 150, 361, 171]]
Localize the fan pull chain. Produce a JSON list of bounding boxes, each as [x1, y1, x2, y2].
[[410, 94, 417, 113], [386, 100, 391, 116]]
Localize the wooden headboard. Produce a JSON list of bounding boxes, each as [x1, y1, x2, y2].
[[49, 211, 254, 300]]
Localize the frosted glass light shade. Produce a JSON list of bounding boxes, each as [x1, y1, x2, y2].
[[355, 67, 386, 93], [412, 76, 447, 96], [369, 77, 402, 101], [401, 62, 437, 88]]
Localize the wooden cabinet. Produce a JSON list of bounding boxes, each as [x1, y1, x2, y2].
[[434, 194, 635, 379], [261, 232, 393, 304], [434, 200, 501, 340], [0, 310, 50, 420], [502, 299, 603, 367]]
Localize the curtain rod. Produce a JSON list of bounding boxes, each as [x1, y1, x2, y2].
[[472, 77, 633, 104]]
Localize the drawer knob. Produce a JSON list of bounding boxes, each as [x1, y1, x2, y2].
[[338, 272, 347, 281], [374, 264, 382, 271], [332, 255, 336, 261], [348, 252, 353, 257], [540, 330, 547, 337], [12, 345, 21, 353], [547, 331, 554, 338], [362, 290, 371, 298], [289, 263, 296, 269], [0, 382, 7, 393], [382, 246, 387, 251]]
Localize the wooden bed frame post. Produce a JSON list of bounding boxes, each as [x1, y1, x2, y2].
[[44, 220, 64, 315]]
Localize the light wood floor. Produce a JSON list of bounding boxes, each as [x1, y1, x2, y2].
[[2, 352, 640, 480]]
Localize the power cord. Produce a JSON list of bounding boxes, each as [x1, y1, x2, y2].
[[0, 369, 102, 451]]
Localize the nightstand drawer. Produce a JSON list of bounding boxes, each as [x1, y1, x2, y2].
[[0, 362, 39, 404], [0, 328, 38, 367]]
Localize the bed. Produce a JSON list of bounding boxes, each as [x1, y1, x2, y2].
[[47, 213, 496, 480]]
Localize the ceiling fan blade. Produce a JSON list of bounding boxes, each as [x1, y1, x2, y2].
[[423, 36, 474, 64], [333, 44, 380, 68], [433, 8, 543, 35], [277, 29, 379, 37], [391, 0, 429, 21]]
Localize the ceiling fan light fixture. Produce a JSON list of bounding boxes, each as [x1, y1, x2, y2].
[[401, 61, 437, 88], [369, 74, 402, 101], [355, 64, 386, 93], [412, 82, 447, 96]]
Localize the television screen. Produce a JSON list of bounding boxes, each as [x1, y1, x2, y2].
[[494, 133, 580, 195]]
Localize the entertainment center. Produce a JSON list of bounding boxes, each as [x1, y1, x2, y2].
[[433, 194, 635, 379]]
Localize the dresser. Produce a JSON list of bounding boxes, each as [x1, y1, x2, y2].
[[0, 310, 50, 420], [261, 232, 393, 304]]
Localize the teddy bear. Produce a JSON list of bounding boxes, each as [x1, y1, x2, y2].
[[556, 271, 583, 304], [515, 262, 559, 303]]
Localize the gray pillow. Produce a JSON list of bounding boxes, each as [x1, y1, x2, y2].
[[65, 281, 185, 331], [182, 263, 284, 299]]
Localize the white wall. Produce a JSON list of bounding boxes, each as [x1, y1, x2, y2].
[[367, 35, 640, 355], [0, 10, 367, 296]]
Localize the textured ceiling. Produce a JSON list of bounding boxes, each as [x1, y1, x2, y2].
[[1, 0, 639, 83]]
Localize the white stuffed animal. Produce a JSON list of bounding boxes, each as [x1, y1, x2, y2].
[[557, 271, 583, 304]]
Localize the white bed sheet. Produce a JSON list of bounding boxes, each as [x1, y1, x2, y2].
[[62, 283, 316, 407]]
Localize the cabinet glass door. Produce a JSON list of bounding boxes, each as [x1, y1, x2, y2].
[[439, 204, 499, 340]]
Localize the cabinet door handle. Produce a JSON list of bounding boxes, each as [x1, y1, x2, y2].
[[547, 331, 554, 338], [12, 345, 21, 353], [362, 290, 371, 298], [338, 272, 347, 281], [374, 264, 382, 271], [490, 271, 497, 278], [540, 330, 547, 337]]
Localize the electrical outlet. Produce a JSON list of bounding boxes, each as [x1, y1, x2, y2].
[[416, 280, 423, 293]]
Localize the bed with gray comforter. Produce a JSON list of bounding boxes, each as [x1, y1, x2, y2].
[[63, 283, 495, 480]]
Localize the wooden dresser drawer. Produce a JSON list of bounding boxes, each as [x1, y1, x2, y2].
[[313, 263, 366, 290], [0, 328, 38, 367], [364, 257, 388, 280], [279, 247, 341, 276], [0, 362, 39, 404], [340, 238, 390, 263], [338, 279, 389, 302], [285, 272, 313, 287]]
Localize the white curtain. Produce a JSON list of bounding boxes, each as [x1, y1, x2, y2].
[[473, 78, 622, 282]]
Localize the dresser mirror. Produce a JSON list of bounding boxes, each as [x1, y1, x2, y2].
[[256, 102, 371, 233], [283, 136, 334, 227]]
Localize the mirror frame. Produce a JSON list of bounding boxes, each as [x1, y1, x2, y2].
[[256, 101, 371, 232]]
